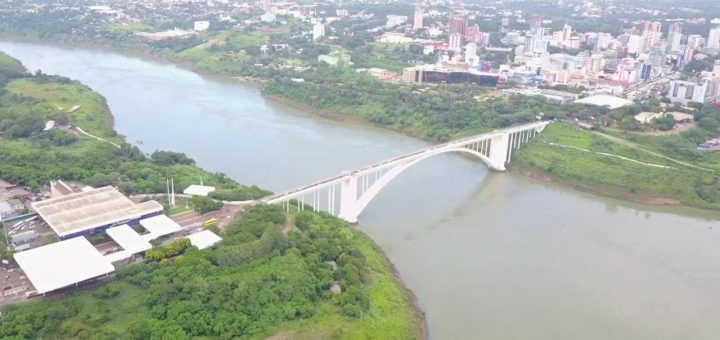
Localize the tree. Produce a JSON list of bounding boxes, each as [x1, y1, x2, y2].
[[698, 116, 720, 133], [190, 196, 223, 214], [652, 115, 676, 131]]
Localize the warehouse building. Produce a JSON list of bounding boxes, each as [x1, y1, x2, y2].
[[14, 237, 115, 295], [32, 186, 163, 240]]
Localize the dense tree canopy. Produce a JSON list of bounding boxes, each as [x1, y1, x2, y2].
[[0, 205, 407, 339]]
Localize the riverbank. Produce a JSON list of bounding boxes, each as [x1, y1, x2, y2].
[[0, 52, 428, 339], [510, 166, 681, 206], [511, 123, 720, 211], [5, 36, 718, 209]]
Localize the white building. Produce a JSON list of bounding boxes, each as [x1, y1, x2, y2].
[[312, 22, 325, 41], [260, 12, 276, 23], [667, 79, 719, 105], [448, 33, 463, 52], [687, 35, 705, 49], [193, 21, 210, 32], [14, 237, 114, 295], [386, 15, 408, 28], [465, 43, 478, 65], [627, 34, 642, 55], [708, 26, 720, 49], [561, 23, 572, 42], [413, 6, 424, 30]]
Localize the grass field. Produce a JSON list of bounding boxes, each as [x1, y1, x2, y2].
[[513, 123, 720, 209], [6, 78, 118, 141]]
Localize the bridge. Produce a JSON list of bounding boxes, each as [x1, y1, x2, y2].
[[260, 121, 550, 223]]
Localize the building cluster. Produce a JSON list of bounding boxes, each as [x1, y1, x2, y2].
[[1, 180, 222, 300], [7, 0, 720, 107]]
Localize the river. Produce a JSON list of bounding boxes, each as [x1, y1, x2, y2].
[[2, 41, 720, 339]]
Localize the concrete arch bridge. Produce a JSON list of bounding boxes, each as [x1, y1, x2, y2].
[[260, 121, 550, 223]]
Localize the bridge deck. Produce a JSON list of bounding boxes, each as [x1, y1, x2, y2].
[[263, 121, 549, 203]]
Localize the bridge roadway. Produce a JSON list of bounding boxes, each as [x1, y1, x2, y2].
[[258, 121, 550, 223]]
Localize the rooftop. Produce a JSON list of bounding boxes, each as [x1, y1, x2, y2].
[[106, 224, 152, 257], [139, 214, 182, 241], [575, 95, 633, 109], [14, 237, 115, 294], [32, 186, 163, 238], [186, 230, 222, 250], [183, 184, 216, 197]]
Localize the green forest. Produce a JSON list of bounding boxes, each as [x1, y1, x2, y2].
[[0, 52, 269, 199], [0, 205, 424, 339]]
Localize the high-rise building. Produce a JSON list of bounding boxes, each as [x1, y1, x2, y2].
[[708, 26, 720, 49], [413, 6, 424, 30], [583, 55, 604, 76], [529, 16, 544, 40], [627, 34, 642, 54], [465, 43, 478, 65], [643, 21, 662, 33], [666, 23, 682, 53], [448, 33, 463, 52], [640, 63, 652, 82], [687, 35, 705, 49], [641, 21, 663, 52], [466, 25, 488, 46], [312, 22, 325, 41], [561, 23, 572, 42], [449, 17, 468, 35]]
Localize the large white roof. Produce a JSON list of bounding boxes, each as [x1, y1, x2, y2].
[[14, 237, 115, 294], [186, 230, 222, 250], [31, 186, 163, 238], [139, 214, 182, 240], [575, 95, 633, 109], [106, 224, 152, 254], [183, 184, 216, 196]]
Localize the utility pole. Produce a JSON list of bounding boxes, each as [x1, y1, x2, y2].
[[1, 212, 8, 251], [170, 178, 176, 207]]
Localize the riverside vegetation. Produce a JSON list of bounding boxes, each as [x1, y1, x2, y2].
[[1, 205, 424, 339], [0, 53, 424, 339], [3, 8, 719, 211]]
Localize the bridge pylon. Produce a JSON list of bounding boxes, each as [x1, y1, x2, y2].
[[338, 174, 360, 223]]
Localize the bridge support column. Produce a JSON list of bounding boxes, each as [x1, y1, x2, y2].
[[488, 132, 510, 171], [338, 174, 359, 223]]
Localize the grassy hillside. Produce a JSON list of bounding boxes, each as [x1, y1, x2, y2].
[[513, 123, 720, 209], [0, 52, 268, 197]]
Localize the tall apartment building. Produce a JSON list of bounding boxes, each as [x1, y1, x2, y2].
[[708, 26, 720, 49], [413, 6, 424, 30], [666, 23, 682, 53]]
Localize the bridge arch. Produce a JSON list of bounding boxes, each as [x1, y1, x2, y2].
[[347, 147, 493, 222]]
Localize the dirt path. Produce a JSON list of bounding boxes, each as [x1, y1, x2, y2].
[[75, 126, 121, 148]]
